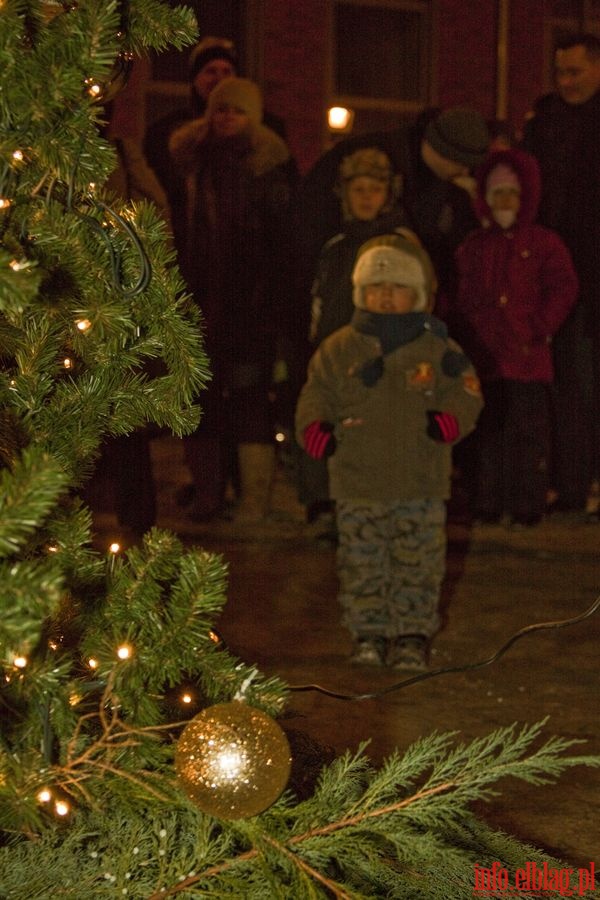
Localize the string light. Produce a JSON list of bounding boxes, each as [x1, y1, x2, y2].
[[0, 198, 13, 210], [12, 149, 24, 162], [181, 692, 192, 705], [109, 541, 120, 554], [37, 788, 52, 803], [13, 655, 27, 669], [9, 258, 28, 271], [75, 318, 91, 332], [63, 357, 73, 369], [87, 657, 99, 670], [86, 81, 102, 99], [116, 644, 132, 661], [54, 799, 70, 816]]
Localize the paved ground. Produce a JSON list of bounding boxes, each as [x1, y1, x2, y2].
[[93, 436, 600, 869]]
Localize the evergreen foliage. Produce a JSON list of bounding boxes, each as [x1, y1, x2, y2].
[[0, 1, 598, 897]]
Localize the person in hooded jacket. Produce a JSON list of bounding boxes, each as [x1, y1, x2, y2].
[[169, 76, 294, 524], [452, 148, 578, 526]]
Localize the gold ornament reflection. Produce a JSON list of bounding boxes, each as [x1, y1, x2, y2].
[[175, 701, 291, 819]]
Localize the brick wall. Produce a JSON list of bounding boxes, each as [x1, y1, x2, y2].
[[262, 0, 329, 174], [261, 0, 551, 174]]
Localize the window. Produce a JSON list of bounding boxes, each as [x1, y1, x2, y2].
[[330, 0, 434, 134]]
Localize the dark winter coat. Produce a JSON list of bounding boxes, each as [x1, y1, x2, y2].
[[453, 148, 578, 383], [522, 90, 600, 326], [310, 211, 409, 345], [296, 314, 483, 502], [169, 118, 293, 367]]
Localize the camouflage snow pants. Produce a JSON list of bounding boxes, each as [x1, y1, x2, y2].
[[336, 498, 446, 640]]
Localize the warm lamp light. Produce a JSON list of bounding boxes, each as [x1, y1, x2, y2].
[[328, 106, 354, 132]]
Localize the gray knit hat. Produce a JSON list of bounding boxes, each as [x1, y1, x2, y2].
[[424, 107, 489, 169], [352, 231, 436, 312]]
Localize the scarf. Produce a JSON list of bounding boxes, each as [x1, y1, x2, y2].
[[351, 309, 448, 386]]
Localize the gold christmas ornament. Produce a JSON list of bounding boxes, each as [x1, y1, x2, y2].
[[175, 702, 291, 819]]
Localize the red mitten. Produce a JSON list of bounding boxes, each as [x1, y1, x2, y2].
[[303, 421, 337, 459], [426, 410, 460, 443]]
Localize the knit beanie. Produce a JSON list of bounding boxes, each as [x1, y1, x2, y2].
[[424, 107, 489, 169], [485, 162, 521, 204], [205, 77, 263, 127], [189, 37, 237, 80], [352, 232, 435, 312]]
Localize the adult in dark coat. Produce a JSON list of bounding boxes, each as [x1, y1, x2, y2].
[[169, 77, 294, 523], [144, 36, 290, 233], [299, 107, 490, 301], [522, 33, 600, 514]]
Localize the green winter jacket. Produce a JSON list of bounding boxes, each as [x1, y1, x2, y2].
[[296, 318, 483, 502]]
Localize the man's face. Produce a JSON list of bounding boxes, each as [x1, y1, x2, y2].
[[555, 44, 600, 105], [193, 59, 236, 101]]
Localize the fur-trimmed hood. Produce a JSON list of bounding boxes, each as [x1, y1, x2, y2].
[[169, 116, 290, 178], [474, 147, 541, 227]]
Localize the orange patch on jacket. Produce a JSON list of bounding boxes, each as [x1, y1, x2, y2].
[[407, 362, 435, 390], [463, 372, 482, 397]]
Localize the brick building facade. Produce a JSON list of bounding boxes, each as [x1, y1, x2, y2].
[[141, 1, 595, 174]]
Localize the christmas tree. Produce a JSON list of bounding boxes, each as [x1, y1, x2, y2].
[[1, 2, 598, 897]]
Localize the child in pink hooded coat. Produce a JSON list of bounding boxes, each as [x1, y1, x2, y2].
[[452, 148, 578, 525]]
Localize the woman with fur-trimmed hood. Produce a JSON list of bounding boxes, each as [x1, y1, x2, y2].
[[169, 77, 294, 524], [452, 147, 578, 525]]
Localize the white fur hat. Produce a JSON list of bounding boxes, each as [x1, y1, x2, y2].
[[352, 242, 429, 311]]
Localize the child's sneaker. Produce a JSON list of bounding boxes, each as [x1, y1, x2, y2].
[[386, 636, 429, 671], [349, 638, 385, 666]]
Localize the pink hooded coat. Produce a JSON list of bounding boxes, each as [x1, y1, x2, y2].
[[453, 148, 578, 382]]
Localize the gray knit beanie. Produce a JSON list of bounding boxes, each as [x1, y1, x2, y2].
[[424, 107, 489, 169]]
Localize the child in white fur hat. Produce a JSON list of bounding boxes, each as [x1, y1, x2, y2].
[[296, 232, 483, 669]]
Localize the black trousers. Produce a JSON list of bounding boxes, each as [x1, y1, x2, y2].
[[473, 379, 549, 522], [550, 304, 594, 509]]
